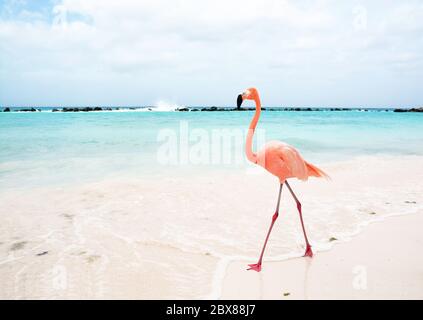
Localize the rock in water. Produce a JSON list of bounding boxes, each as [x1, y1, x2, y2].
[[19, 108, 37, 112], [394, 107, 423, 113]]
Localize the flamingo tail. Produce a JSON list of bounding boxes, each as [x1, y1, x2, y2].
[[305, 161, 330, 180]]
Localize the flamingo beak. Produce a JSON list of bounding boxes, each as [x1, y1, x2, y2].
[[237, 94, 243, 109]]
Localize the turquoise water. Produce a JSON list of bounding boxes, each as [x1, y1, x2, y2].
[[1, 110, 423, 188]]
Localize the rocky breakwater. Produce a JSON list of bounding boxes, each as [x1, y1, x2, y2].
[[394, 107, 423, 113]]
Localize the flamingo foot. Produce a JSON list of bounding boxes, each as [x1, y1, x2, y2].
[[304, 244, 313, 258], [247, 263, 262, 272]]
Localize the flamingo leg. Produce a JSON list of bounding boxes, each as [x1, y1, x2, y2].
[[285, 181, 313, 257], [247, 183, 283, 272]]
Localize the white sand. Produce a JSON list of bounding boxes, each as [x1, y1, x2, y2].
[[221, 211, 423, 299], [0, 155, 422, 299]]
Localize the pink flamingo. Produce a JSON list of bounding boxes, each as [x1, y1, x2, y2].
[[237, 88, 329, 272]]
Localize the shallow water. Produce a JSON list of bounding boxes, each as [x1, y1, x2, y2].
[[1, 110, 422, 189]]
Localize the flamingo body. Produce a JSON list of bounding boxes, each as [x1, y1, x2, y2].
[[257, 141, 310, 183]]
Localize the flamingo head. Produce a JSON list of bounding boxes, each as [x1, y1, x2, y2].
[[237, 88, 259, 109]]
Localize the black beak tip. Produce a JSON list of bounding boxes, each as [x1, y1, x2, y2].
[[237, 94, 243, 109]]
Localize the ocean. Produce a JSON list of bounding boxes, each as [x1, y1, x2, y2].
[[1, 109, 423, 189]]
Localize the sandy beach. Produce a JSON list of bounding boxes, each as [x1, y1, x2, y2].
[[221, 211, 423, 299], [0, 155, 422, 299]]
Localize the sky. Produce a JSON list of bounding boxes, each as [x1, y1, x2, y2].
[[0, 0, 422, 107]]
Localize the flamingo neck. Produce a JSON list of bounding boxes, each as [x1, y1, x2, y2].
[[245, 96, 261, 164]]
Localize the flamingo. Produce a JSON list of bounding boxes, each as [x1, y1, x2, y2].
[[237, 88, 329, 272]]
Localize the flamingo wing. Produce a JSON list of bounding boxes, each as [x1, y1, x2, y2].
[[258, 141, 308, 181]]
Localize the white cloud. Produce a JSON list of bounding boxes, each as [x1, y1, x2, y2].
[[0, 0, 423, 106]]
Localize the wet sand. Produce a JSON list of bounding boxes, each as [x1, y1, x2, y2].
[[0, 155, 422, 299]]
